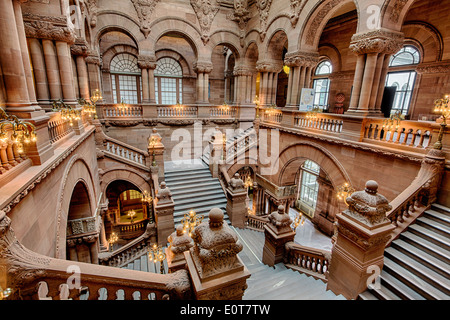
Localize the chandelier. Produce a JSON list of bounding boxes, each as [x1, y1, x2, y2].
[[52, 99, 81, 127], [148, 243, 166, 274], [90, 89, 103, 105], [292, 212, 306, 231], [108, 232, 119, 252], [0, 107, 37, 153], [141, 190, 154, 223], [181, 210, 203, 237], [433, 95, 449, 150], [337, 182, 355, 207], [382, 110, 404, 131], [78, 98, 96, 118], [127, 210, 137, 224]]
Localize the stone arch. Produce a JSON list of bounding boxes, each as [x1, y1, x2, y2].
[[55, 155, 98, 259], [94, 13, 143, 48], [318, 43, 342, 73], [298, 0, 359, 51], [265, 28, 289, 61], [270, 142, 351, 190], [401, 21, 443, 62], [208, 31, 243, 61], [148, 18, 206, 59], [102, 45, 139, 71], [381, 0, 416, 31], [155, 49, 194, 77], [263, 16, 294, 55]]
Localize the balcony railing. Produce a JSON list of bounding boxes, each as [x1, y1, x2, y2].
[[103, 105, 143, 118], [47, 112, 74, 144]]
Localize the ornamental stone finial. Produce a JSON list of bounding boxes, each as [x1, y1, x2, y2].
[[228, 173, 245, 192], [267, 205, 293, 234], [344, 180, 392, 227]]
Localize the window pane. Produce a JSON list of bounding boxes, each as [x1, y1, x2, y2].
[[315, 61, 332, 75], [385, 71, 416, 115], [312, 79, 330, 109], [389, 46, 420, 67], [155, 57, 182, 77]]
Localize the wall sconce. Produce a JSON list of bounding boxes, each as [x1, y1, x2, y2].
[[0, 107, 37, 153], [433, 94, 449, 150], [52, 99, 81, 127]]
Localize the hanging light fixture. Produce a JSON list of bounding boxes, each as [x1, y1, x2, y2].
[[78, 98, 96, 118], [292, 212, 305, 231], [0, 107, 37, 153], [90, 89, 103, 105], [108, 232, 119, 252], [337, 182, 355, 207], [127, 210, 137, 224], [141, 190, 154, 223]]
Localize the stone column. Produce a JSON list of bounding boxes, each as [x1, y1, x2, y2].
[[84, 235, 99, 264], [326, 181, 395, 300], [166, 225, 194, 273], [226, 174, 249, 229], [138, 55, 157, 104], [42, 40, 63, 101], [208, 127, 223, 178], [155, 181, 175, 246], [141, 67, 149, 102], [28, 38, 50, 106], [256, 61, 283, 107], [184, 208, 251, 300], [56, 41, 77, 105], [233, 66, 253, 105], [194, 61, 213, 104], [346, 30, 404, 116], [262, 205, 295, 266], [71, 42, 90, 100], [66, 239, 78, 261], [85, 53, 102, 99], [148, 127, 165, 177]]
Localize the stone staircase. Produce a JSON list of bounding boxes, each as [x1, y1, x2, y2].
[[121, 250, 168, 275], [359, 203, 450, 300], [233, 227, 346, 300], [164, 165, 229, 226]]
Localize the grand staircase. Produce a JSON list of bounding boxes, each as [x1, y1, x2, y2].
[[164, 165, 229, 226], [233, 227, 346, 300], [359, 203, 450, 300]]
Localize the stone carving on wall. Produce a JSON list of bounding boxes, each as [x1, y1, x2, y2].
[[284, 50, 320, 67], [416, 62, 450, 74], [190, 0, 220, 45], [289, 0, 307, 27], [305, 0, 343, 46], [23, 14, 76, 44], [256, 0, 273, 41], [131, 0, 161, 39], [349, 30, 404, 55], [388, 0, 409, 23], [137, 55, 157, 70], [227, 0, 251, 47]]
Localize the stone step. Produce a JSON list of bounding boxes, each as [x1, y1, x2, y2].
[[400, 231, 450, 265], [173, 193, 227, 207], [165, 167, 210, 177], [408, 224, 450, 252], [383, 256, 449, 299], [174, 198, 228, 214], [423, 209, 450, 228], [380, 269, 426, 300], [164, 176, 219, 187], [164, 172, 213, 182], [431, 203, 450, 215], [415, 216, 450, 238], [169, 182, 224, 194]]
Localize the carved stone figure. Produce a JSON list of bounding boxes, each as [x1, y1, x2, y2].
[[131, 0, 161, 38]]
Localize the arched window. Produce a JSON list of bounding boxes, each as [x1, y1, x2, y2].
[[385, 46, 420, 115], [154, 57, 183, 104], [298, 160, 320, 212], [110, 53, 142, 104], [312, 60, 332, 111]]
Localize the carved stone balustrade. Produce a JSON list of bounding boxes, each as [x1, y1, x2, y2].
[[226, 173, 249, 228]]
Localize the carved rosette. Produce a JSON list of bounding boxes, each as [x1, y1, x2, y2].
[[284, 51, 320, 68], [349, 30, 405, 55], [289, 0, 307, 27], [190, 208, 244, 280], [131, 0, 161, 39], [256, 0, 273, 41], [190, 0, 220, 45]]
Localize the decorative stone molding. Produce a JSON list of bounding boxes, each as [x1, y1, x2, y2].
[[233, 65, 254, 77], [156, 181, 172, 204], [284, 51, 320, 67], [24, 18, 76, 44], [388, 0, 409, 23], [416, 61, 450, 74], [85, 54, 102, 66], [344, 180, 392, 228], [138, 55, 157, 70], [131, 0, 161, 39], [228, 173, 246, 192], [255, 60, 283, 73], [227, 0, 251, 47], [267, 205, 292, 233], [289, 0, 307, 27], [85, 0, 99, 28], [349, 30, 404, 55], [256, 0, 273, 41], [305, 0, 343, 46], [193, 61, 213, 74], [190, 0, 220, 45], [70, 42, 89, 57]]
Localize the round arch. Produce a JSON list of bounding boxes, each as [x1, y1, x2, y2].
[[381, 0, 415, 31], [102, 44, 139, 71], [155, 49, 194, 77], [94, 15, 143, 49], [208, 31, 243, 61]]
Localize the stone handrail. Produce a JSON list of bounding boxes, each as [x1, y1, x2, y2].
[[210, 106, 238, 118], [245, 214, 269, 232], [47, 112, 74, 144], [224, 127, 257, 164], [294, 114, 343, 133], [103, 136, 148, 168], [67, 215, 101, 238], [114, 220, 148, 240], [261, 108, 283, 123], [0, 133, 28, 176], [0, 211, 191, 300], [103, 105, 143, 118], [284, 241, 331, 282], [157, 106, 198, 118]]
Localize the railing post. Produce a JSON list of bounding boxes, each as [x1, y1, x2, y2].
[[148, 127, 165, 181], [154, 181, 175, 246], [262, 205, 295, 267], [184, 208, 250, 300], [166, 225, 194, 273], [326, 180, 395, 300], [225, 174, 249, 229]]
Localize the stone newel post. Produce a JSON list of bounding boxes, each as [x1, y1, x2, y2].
[[166, 225, 194, 273], [262, 205, 295, 266], [226, 173, 249, 228], [184, 208, 250, 300], [326, 180, 395, 300], [154, 181, 175, 246], [148, 127, 165, 180]]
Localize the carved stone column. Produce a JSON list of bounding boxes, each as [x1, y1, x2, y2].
[[56, 40, 77, 105], [85, 53, 102, 100], [226, 174, 249, 228], [326, 180, 395, 300], [155, 181, 175, 246], [262, 205, 295, 266], [233, 66, 254, 105], [71, 41, 90, 100], [66, 239, 78, 262], [28, 38, 50, 106], [346, 30, 404, 116], [256, 60, 283, 106], [138, 55, 157, 104], [84, 235, 99, 265], [184, 208, 250, 300], [166, 225, 194, 273], [194, 61, 213, 103]]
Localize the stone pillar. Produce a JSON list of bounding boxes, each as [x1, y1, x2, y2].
[[84, 235, 99, 264], [346, 30, 404, 116], [28, 38, 50, 106], [85, 53, 102, 99], [148, 127, 165, 178], [208, 127, 223, 178], [71, 42, 90, 100], [56, 41, 77, 105], [184, 208, 251, 300], [226, 174, 249, 229], [138, 55, 157, 104], [155, 181, 175, 246], [194, 61, 213, 104], [166, 225, 194, 273], [326, 181, 395, 300], [262, 205, 295, 267], [42, 40, 63, 101], [256, 61, 283, 106], [67, 239, 78, 262]]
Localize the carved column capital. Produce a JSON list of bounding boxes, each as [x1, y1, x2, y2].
[[349, 30, 404, 55], [284, 51, 320, 67], [23, 14, 76, 44], [256, 60, 283, 73], [193, 61, 213, 74], [138, 55, 157, 70]]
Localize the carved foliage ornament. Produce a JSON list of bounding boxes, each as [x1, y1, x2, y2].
[[226, 0, 251, 47], [256, 0, 273, 41], [24, 19, 76, 44], [349, 30, 404, 55], [191, 0, 220, 45], [389, 0, 409, 23], [290, 0, 307, 27], [131, 0, 161, 39], [305, 0, 343, 46]]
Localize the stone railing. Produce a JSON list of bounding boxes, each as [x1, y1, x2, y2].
[[67, 215, 101, 238], [157, 106, 198, 118], [224, 127, 257, 164], [284, 242, 331, 282], [0, 210, 191, 300], [0, 137, 28, 176], [103, 105, 143, 118], [261, 108, 283, 123], [104, 138, 148, 168], [47, 112, 74, 144], [363, 118, 434, 149], [114, 220, 148, 240], [294, 114, 343, 133], [210, 106, 238, 118], [245, 214, 269, 232]]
